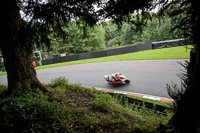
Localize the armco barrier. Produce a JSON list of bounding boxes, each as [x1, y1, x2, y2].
[[109, 93, 172, 115], [42, 54, 79, 65], [42, 58, 53, 65], [152, 38, 188, 49], [79, 52, 92, 60], [105, 48, 123, 56], [65, 54, 79, 62], [120, 45, 137, 54], [53, 56, 67, 64], [136, 43, 152, 51], [91, 50, 107, 58], [41, 38, 188, 66]]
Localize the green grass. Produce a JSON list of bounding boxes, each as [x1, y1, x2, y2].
[[0, 46, 191, 76], [36, 45, 191, 69]]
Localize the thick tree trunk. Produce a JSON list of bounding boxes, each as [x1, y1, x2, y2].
[[1, 0, 47, 94], [1, 44, 47, 94]]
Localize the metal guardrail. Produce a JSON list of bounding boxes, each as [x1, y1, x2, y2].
[[110, 93, 173, 115]]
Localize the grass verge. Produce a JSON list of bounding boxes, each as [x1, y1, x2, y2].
[[0, 77, 173, 133], [35, 45, 191, 70], [0, 45, 191, 76]]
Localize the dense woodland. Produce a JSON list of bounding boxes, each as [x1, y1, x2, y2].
[[48, 14, 185, 57]]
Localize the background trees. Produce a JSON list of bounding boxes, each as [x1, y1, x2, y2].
[[47, 14, 185, 57], [49, 22, 105, 56]]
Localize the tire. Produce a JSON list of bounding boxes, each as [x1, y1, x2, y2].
[[125, 80, 130, 84]]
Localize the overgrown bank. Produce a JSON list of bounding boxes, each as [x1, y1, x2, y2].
[[0, 78, 173, 133]]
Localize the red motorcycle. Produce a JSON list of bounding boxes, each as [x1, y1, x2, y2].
[[104, 73, 130, 86]]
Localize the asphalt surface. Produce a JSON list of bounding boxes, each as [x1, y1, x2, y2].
[[0, 60, 186, 98]]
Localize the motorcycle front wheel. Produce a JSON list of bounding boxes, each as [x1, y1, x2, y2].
[[125, 80, 130, 84]]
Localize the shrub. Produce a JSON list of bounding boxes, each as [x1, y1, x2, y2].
[[0, 89, 69, 133], [91, 93, 124, 112], [50, 76, 68, 88]]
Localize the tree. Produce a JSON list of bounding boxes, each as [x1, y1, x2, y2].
[[1, 0, 101, 94], [103, 22, 139, 48], [141, 16, 174, 43], [1, 0, 47, 94], [103, 23, 122, 47], [103, 14, 184, 48], [66, 24, 105, 54], [50, 22, 105, 55], [120, 23, 135, 45]]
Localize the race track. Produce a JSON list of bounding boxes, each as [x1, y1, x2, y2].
[[0, 60, 186, 98]]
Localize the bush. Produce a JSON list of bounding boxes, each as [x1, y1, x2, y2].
[[0, 89, 69, 133], [91, 93, 124, 112], [0, 85, 7, 98], [50, 76, 68, 88]]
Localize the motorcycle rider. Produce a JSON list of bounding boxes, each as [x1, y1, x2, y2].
[[107, 73, 123, 85], [111, 73, 120, 85], [104, 73, 130, 85]]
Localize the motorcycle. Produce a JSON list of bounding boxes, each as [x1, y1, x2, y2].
[[104, 73, 130, 86]]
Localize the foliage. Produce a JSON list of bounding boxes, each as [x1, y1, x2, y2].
[[100, 14, 185, 49], [141, 15, 185, 43], [49, 22, 106, 55], [91, 93, 118, 112], [166, 60, 190, 109], [5, 0, 164, 58], [157, 0, 192, 40], [0, 89, 69, 133], [0, 77, 173, 132], [50, 76, 68, 88], [0, 85, 7, 98], [45, 13, 186, 55], [132, 104, 173, 133], [141, 17, 171, 43], [103, 22, 136, 48]]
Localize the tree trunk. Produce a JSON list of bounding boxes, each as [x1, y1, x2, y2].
[[168, 51, 200, 132], [1, 44, 47, 94], [1, 0, 47, 94]]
